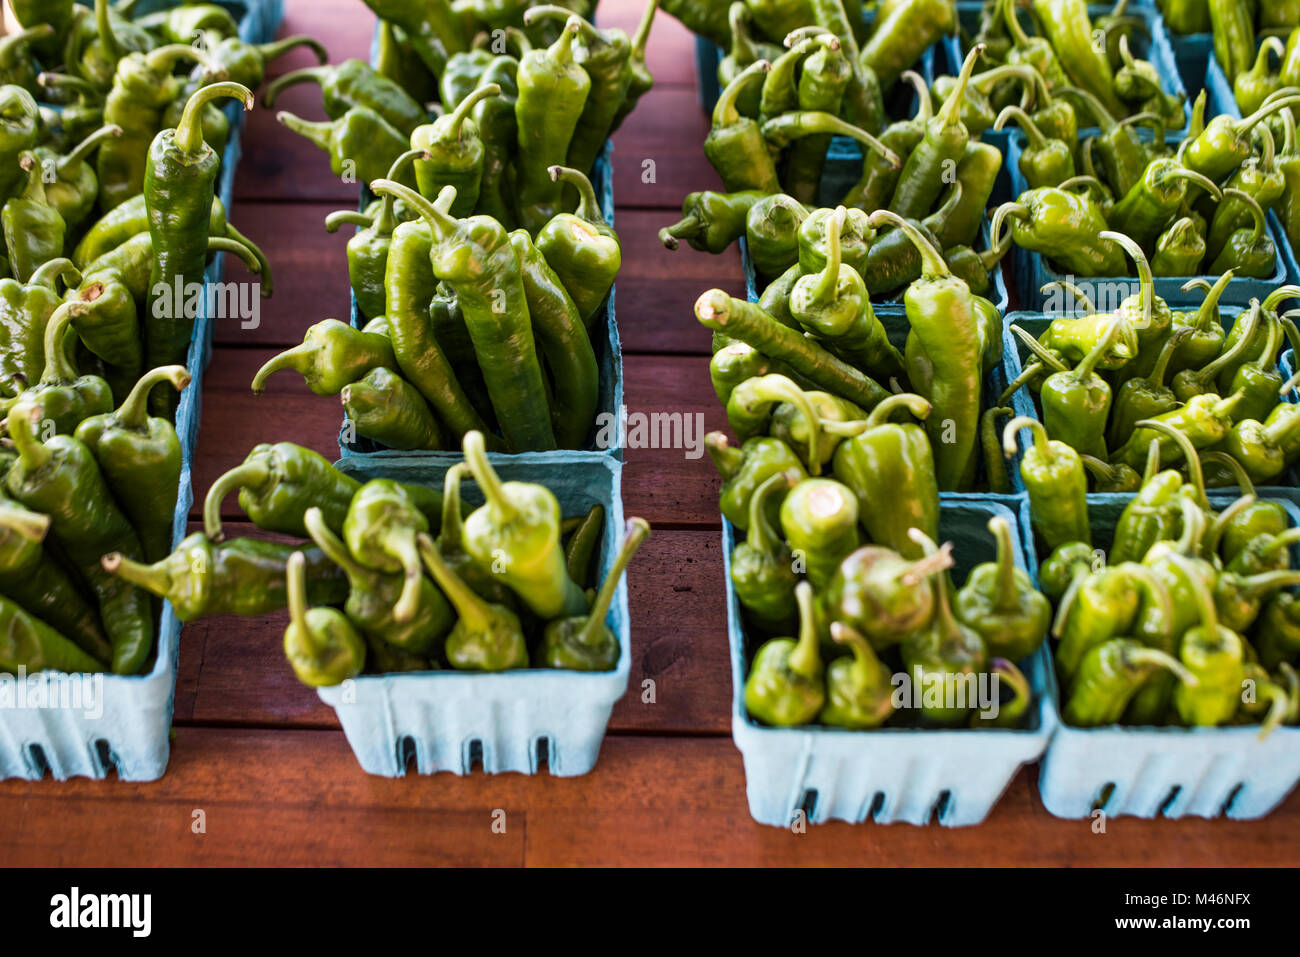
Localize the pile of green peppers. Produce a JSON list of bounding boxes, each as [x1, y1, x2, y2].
[[269, 7, 648, 454], [98, 434, 650, 686], [707, 377, 1048, 729], [1035, 455, 1300, 735], [698, 207, 1006, 494], [0, 2, 304, 678]]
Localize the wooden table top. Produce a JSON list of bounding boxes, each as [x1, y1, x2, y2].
[[3, 0, 1298, 867]]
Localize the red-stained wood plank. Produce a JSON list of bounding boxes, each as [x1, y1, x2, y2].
[[193, 348, 728, 526], [595, 0, 699, 89], [3, 729, 1298, 867], [612, 87, 721, 207], [175, 524, 732, 734]]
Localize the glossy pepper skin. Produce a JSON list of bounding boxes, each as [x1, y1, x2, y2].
[[277, 105, 409, 188], [827, 393, 938, 560], [1004, 416, 1090, 550], [418, 533, 529, 672], [1039, 317, 1121, 460], [359, 0, 468, 78], [706, 60, 781, 194], [412, 83, 501, 217], [1033, 0, 1123, 114], [995, 104, 1073, 188], [341, 479, 430, 625], [514, 19, 590, 233], [204, 442, 361, 542], [538, 518, 650, 671], [779, 476, 861, 590], [0, 592, 106, 675], [707, 431, 807, 530], [24, 300, 113, 436], [281, 551, 365, 688], [0, 500, 110, 663], [144, 82, 255, 415], [31, 123, 121, 233], [1208, 189, 1277, 279], [8, 399, 152, 675], [902, 530, 989, 726], [1165, 553, 1244, 726], [0, 257, 80, 390], [819, 622, 896, 728], [2, 152, 65, 282], [264, 59, 425, 136], [537, 165, 621, 328], [745, 193, 808, 277], [744, 582, 826, 726], [1207, 126, 1285, 266], [732, 470, 800, 634], [304, 507, 451, 656], [1183, 95, 1300, 184], [1107, 157, 1221, 251], [342, 367, 445, 451], [860, 0, 956, 87], [95, 45, 214, 213], [820, 541, 953, 650], [461, 430, 589, 620], [992, 188, 1124, 278], [74, 365, 189, 564], [660, 189, 765, 253], [253, 319, 396, 397], [873, 211, 982, 491], [955, 515, 1051, 661], [1064, 638, 1192, 726]]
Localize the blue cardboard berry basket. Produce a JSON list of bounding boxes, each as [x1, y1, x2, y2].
[[1005, 134, 1291, 311], [338, 30, 623, 460], [726, 495, 1055, 827], [1035, 492, 1300, 820], [0, 0, 275, 782], [318, 453, 630, 777], [999, 307, 1300, 493]]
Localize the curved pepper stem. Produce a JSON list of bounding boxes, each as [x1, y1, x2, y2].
[[908, 527, 963, 634], [714, 58, 768, 128], [1261, 284, 1300, 316], [733, 373, 824, 474], [263, 66, 329, 108], [548, 165, 607, 226], [788, 581, 821, 680], [1122, 561, 1178, 643], [28, 257, 80, 292], [659, 212, 703, 250], [95, 0, 125, 60], [811, 206, 846, 306], [1166, 552, 1221, 634], [705, 431, 745, 478], [1010, 325, 1069, 372], [39, 301, 90, 386], [993, 104, 1049, 149], [747, 470, 796, 560], [1200, 450, 1256, 495], [417, 532, 495, 631], [6, 400, 50, 472], [1099, 230, 1152, 327], [1135, 417, 1206, 507], [145, 43, 219, 76], [866, 391, 931, 428], [439, 462, 470, 553], [574, 518, 650, 649], [255, 35, 329, 67], [1223, 188, 1268, 245], [1237, 94, 1300, 135], [462, 429, 518, 523], [987, 515, 1021, 613], [251, 342, 313, 394], [1058, 85, 1117, 130], [113, 365, 190, 431], [1130, 644, 1199, 687], [832, 621, 887, 687], [867, 209, 949, 279], [1040, 281, 1095, 316], [370, 147, 431, 237], [303, 506, 366, 581], [100, 550, 174, 599], [936, 43, 985, 130], [203, 460, 271, 542], [176, 82, 253, 157], [369, 176, 457, 243], [323, 210, 373, 232], [1002, 414, 1051, 459], [631, 0, 659, 62], [442, 81, 500, 140], [285, 550, 313, 641], [1191, 300, 1260, 387], [58, 124, 122, 176], [0, 25, 53, 66], [989, 201, 1028, 256], [206, 235, 265, 281], [38, 72, 102, 103], [1149, 327, 1191, 391], [898, 70, 933, 124], [0, 500, 50, 543], [1204, 494, 1255, 555], [982, 657, 1033, 727]]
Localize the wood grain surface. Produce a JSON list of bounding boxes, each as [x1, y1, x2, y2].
[[3, 0, 1298, 867]]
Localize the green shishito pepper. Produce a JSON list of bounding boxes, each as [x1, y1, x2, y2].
[[2, 151, 66, 283], [204, 442, 362, 542], [889, 44, 985, 220], [277, 105, 409, 188], [538, 165, 621, 328], [437, 462, 517, 609], [411, 82, 501, 217], [264, 59, 426, 136], [1108, 328, 1190, 451], [253, 319, 396, 397], [706, 59, 781, 194], [869, 210, 981, 492], [825, 392, 938, 560], [706, 431, 807, 530], [461, 430, 589, 620], [1064, 638, 1194, 726], [1163, 553, 1244, 727], [324, 147, 430, 320], [1151, 216, 1205, 276], [341, 479, 429, 625], [417, 533, 529, 672], [565, 503, 605, 590], [955, 515, 1051, 662], [1004, 416, 1090, 550], [68, 270, 140, 403], [901, 529, 989, 726], [342, 367, 446, 452], [32, 123, 122, 233], [779, 476, 860, 589], [744, 581, 825, 726], [1208, 189, 1277, 279], [513, 18, 591, 234], [8, 399, 151, 675], [304, 506, 451, 656], [74, 365, 189, 564], [144, 82, 254, 414], [994, 105, 1073, 189], [360, 0, 466, 78], [281, 551, 365, 688], [1054, 561, 1174, 682], [0, 500, 110, 663], [821, 540, 954, 650], [0, 257, 81, 393], [96, 44, 215, 213], [24, 300, 113, 436], [731, 470, 800, 634], [788, 206, 903, 385], [0, 592, 106, 675], [373, 179, 554, 451], [991, 188, 1124, 277], [695, 289, 889, 410], [1107, 158, 1222, 251], [745, 193, 807, 277], [660, 189, 765, 253], [1183, 94, 1300, 184], [538, 517, 650, 671], [819, 622, 896, 728], [860, 0, 956, 87]]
